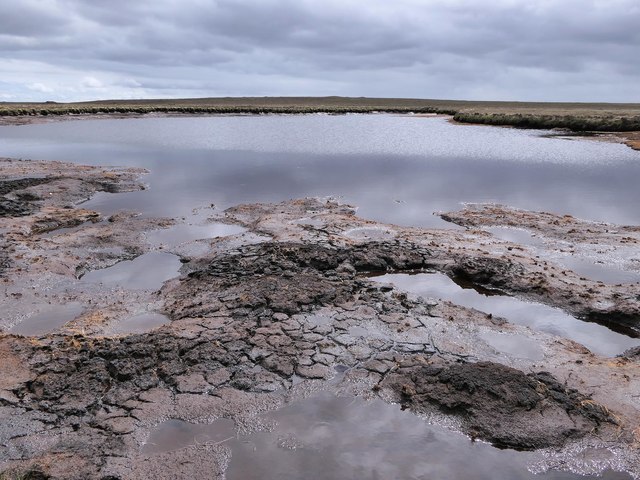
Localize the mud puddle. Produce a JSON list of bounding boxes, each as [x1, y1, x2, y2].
[[107, 312, 170, 335], [143, 418, 236, 454], [485, 227, 640, 285], [479, 331, 545, 361], [485, 226, 546, 246], [146, 222, 246, 247], [557, 256, 640, 285], [8, 302, 84, 336], [370, 272, 640, 356], [80, 251, 181, 290], [220, 392, 628, 479], [2, 120, 640, 478]]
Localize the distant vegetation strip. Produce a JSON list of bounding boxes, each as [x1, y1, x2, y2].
[[0, 104, 456, 116], [452, 112, 640, 132], [1, 97, 640, 132]]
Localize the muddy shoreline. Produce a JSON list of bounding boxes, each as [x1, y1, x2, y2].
[[1, 158, 639, 478], [445, 116, 640, 152]]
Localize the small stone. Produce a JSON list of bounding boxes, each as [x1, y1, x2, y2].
[[296, 364, 331, 379], [363, 359, 392, 374], [103, 417, 137, 435], [312, 353, 335, 365], [332, 334, 357, 346], [176, 373, 210, 394], [206, 368, 231, 387]]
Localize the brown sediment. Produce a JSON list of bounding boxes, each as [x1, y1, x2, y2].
[[1, 159, 640, 478], [620, 131, 640, 151], [560, 131, 640, 152]]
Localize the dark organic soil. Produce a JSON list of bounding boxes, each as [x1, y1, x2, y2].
[[385, 360, 614, 450]]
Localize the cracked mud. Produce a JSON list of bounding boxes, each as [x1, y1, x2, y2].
[[0, 158, 639, 479]]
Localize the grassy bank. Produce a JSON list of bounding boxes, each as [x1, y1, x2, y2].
[[1, 96, 640, 132], [452, 109, 640, 132]]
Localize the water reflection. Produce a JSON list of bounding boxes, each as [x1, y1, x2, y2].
[[145, 222, 246, 247], [1, 116, 639, 228], [370, 272, 640, 356], [556, 256, 640, 285], [81, 251, 181, 290], [143, 418, 236, 454], [484, 227, 640, 285], [225, 392, 628, 480], [109, 312, 170, 334], [479, 331, 545, 361], [9, 303, 84, 336]]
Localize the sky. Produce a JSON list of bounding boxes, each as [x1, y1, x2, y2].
[[1, 0, 639, 103]]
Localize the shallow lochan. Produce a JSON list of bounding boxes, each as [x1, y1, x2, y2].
[[0, 114, 639, 479]]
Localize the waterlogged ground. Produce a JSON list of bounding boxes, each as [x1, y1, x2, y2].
[[1, 115, 640, 479], [370, 272, 639, 357]]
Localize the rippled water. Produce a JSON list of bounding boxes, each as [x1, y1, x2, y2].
[[1, 115, 639, 228]]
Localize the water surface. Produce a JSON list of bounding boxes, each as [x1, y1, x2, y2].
[[109, 312, 170, 334], [1, 115, 639, 228], [370, 272, 640, 356], [485, 227, 640, 284], [144, 391, 630, 480], [145, 222, 246, 247], [143, 418, 236, 454], [81, 252, 181, 290], [9, 302, 84, 336]]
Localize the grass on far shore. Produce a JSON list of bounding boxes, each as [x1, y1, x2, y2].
[[1, 96, 640, 132]]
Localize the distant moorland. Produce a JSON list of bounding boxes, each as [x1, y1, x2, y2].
[[1, 96, 640, 133]]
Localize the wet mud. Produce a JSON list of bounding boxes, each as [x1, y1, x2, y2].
[[1, 159, 639, 479], [384, 359, 613, 450], [370, 271, 639, 356], [440, 203, 640, 336]]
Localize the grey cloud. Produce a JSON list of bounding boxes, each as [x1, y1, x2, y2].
[[0, 1, 75, 37], [0, 0, 638, 102]]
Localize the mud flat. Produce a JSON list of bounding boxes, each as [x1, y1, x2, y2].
[[1, 159, 639, 478]]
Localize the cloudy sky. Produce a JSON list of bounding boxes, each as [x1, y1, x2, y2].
[[1, 0, 639, 102]]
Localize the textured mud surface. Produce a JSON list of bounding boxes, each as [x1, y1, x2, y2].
[[441, 203, 640, 336], [1, 160, 639, 479], [384, 359, 613, 450], [0, 158, 176, 335]]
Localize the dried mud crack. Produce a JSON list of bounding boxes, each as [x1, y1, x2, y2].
[[1, 160, 639, 479]]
